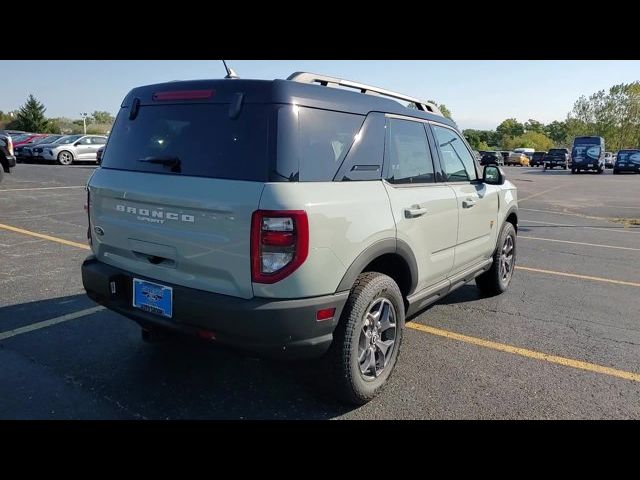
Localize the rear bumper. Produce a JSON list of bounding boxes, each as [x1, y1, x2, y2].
[[572, 161, 602, 170], [614, 165, 640, 172], [3, 155, 16, 169], [81, 256, 349, 359]]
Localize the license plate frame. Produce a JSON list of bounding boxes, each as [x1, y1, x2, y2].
[[132, 278, 173, 318]]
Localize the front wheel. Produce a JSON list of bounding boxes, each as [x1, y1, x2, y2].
[[476, 222, 516, 296], [57, 150, 74, 166], [326, 272, 405, 405]]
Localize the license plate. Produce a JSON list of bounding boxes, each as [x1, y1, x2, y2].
[[588, 164, 593, 167], [133, 278, 173, 318]]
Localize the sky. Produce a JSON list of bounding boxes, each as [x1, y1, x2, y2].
[[1, 60, 639, 130]]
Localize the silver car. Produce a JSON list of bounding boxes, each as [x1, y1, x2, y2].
[[41, 134, 107, 165]]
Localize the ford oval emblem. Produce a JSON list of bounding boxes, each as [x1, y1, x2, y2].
[[94, 226, 105, 236]]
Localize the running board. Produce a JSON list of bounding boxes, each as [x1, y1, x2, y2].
[[406, 259, 492, 317]]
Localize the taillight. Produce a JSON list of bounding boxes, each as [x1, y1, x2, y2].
[[251, 210, 309, 284], [7, 137, 13, 157]]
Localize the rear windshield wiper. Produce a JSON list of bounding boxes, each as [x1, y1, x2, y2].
[[138, 156, 181, 172]]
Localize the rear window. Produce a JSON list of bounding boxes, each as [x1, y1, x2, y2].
[[547, 149, 567, 155], [101, 104, 270, 181], [617, 150, 640, 162]]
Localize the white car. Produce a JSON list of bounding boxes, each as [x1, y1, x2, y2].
[[41, 134, 107, 165]]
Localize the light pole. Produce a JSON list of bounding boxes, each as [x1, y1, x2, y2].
[[80, 112, 88, 134]]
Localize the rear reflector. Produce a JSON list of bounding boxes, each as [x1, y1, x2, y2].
[[152, 89, 214, 101], [196, 329, 216, 340], [316, 308, 335, 321]]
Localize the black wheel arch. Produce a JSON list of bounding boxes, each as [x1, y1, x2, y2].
[[336, 238, 419, 298]]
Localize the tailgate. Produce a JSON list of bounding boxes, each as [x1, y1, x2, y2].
[[89, 168, 263, 299]]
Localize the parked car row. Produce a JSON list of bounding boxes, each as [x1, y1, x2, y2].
[[8, 132, 107, 165]]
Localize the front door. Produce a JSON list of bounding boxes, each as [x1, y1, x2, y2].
[[430, 124, 499, 272]]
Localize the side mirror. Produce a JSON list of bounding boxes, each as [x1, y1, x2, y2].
[[74, 142, 80, 146], [483, 165, 505, 185]]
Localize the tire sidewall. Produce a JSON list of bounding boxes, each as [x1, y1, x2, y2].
[[497, 222, 517, 291], [339, 274, 405, 403]]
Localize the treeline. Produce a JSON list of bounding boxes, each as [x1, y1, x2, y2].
[[0, 94, 114, 135], [463, 81, 640, 152]]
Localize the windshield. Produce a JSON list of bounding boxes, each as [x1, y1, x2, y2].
[[548, 149, 567, 155], [33, 135, 60, 144], [11, 134, 29, 142]]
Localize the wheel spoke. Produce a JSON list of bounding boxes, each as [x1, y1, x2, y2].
[[378, 301, 395, 332]]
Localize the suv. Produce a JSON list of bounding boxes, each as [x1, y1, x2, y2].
[[82, 72, 519, 404], [40, 134, 107, 165], [0, 133, 17, 183], [543, 148, 569, 170]]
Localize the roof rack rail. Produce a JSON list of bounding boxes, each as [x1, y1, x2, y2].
[[286, 71, 443, 116]]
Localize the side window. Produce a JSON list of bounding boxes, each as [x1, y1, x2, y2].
[[277, 107, 364, 182], [93, 137, 106, 145], [78, 137, 92, 145], [432, 125, 478, 182], [386, 118, 435, 184]]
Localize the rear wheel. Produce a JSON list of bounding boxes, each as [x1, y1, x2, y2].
[[0, 167, 4, 184], [326, 272, 405, 405], [613, 169, 619, 174], [57, 150, 74, 166], [476, 222, 516, 296]]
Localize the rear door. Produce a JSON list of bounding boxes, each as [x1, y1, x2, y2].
[[90, 101, 272, 299], [382, 116, 458, 291], [430, 123, 499, 272], [87, 136, 106, 160]]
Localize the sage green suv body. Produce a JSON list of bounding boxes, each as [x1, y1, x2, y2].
[[82, 72, 518, 404]]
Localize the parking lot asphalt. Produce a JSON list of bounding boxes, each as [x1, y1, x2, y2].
[[1, 164, 639, 419]]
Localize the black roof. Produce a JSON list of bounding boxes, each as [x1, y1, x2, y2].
[[121, 78, 457, 129]]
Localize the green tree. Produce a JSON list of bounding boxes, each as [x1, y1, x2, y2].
[[91, 111, 115, 124], [544, 120, 569, 145], [496, 118, 524, 138], [524, 119, 544, 133], [503, 131, 554, 151], [14, 94, 50, 132], [427, 100, 453, 120]]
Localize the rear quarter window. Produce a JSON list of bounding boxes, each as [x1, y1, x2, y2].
[[276, 107, 364, 182]]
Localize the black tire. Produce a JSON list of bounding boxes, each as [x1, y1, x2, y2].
[[476, 222, 516, 296], [326, 272, 405, 405], [57, 150, 74, 166], [613, 169, 619, 174], [0, 167, 3, 184], [562, 165, 567, 170]]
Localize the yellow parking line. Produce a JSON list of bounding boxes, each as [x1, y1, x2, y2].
[[0, 223, 90, 250], [516, 265, 640, 287], [519, 235, 640, 252], [406, 323, 640, 382]]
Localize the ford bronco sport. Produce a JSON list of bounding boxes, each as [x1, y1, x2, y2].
[[82, 72, 518, 405]]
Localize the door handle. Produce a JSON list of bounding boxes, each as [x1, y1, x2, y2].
[[404, 205, 429, 218], [462, 198, 477, 208]]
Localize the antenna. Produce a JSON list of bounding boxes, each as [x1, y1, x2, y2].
[[222, 60, 239, 79]]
